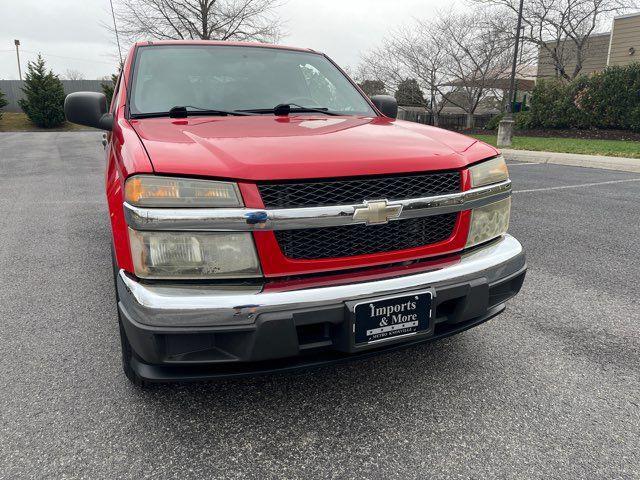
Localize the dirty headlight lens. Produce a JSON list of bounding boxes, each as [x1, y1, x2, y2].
[[466, 198, 511, 248], [128, 229, 261, 279], [125, 175, 242, 207], [469, 156, 509, 188]]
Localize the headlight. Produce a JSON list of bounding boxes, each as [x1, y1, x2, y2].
[[469, 156, 509, 188], [466, 197, 511, 248], [128, 229, 261, 279], [125, 175, 243, 207]]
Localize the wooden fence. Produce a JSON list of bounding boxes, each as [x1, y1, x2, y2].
[[398, 110, 498, 130]]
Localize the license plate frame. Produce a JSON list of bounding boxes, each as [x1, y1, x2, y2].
[[351, 290, 434, 347]]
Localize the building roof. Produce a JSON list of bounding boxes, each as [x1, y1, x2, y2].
[[614, 11, 640, 20], [398, 106, 429, 112], [444, 74, 536, 91]]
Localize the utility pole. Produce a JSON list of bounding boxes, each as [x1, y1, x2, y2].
[[14, 39, 22, 81], [497, 0, 525, 148]]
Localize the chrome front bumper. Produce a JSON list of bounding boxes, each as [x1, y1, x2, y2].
[[117, 234, 525, 329], [117, 234, 526, 378]]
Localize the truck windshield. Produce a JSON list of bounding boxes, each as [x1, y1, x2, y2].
[[129, 45, 376, 117]]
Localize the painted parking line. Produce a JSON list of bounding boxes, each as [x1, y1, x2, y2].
[[514, 177, 640, 194], [0, 199, 103, 204]]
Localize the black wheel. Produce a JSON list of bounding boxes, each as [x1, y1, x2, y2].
[[111, 245, 151, 388]]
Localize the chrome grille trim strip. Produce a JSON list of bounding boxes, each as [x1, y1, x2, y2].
[[123, 180, 511, 232]]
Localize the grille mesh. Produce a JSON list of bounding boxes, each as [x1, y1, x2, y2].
[[275, 213, 458, 260], [258, 171, 461, 208]]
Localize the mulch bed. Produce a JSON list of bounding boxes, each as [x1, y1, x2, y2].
[[467, 128, 640, 141]]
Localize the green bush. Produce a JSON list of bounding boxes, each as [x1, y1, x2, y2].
[[514, 111, 533, 130], [578, 63, 640, 131], [528, 78, 590, 129], [484, 111, 531, 131], [19, 55, 66, 128], [484, 113, 503, 130], [630, 106, 640, 133], [101, 73, 118, 108], [528, 63, 640, 132], [0, 88, 7, 120]]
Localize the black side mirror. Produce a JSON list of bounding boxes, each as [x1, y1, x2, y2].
[[64, 92, 113, 131], [371, 95, 398, 119]]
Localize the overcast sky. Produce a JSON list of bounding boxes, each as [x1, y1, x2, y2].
[[0, 0, 446, 80]]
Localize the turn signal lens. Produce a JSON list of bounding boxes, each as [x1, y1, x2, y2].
[[124, 175, 243, 207], [128, 229, 261, 279], [466, 197, 511, 248], [469, 156, 509, 188]]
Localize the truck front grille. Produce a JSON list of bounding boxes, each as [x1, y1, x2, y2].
[[260, 172, 461, 260], [274, 213, 458, 260], [258, 171, 461, 208]]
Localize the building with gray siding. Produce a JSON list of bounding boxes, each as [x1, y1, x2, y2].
[[536, 12, 640, 78]]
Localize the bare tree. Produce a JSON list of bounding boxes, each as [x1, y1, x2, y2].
[[64, 69, 85, 80], [391, 20, 451, 126], [436, 11, 513, 128], [360, 11, 515, 128], [474, 0, 636, 80], [113, 0, 284, 43], [359, 21, 450, 125], [359, 37, 410, 98]]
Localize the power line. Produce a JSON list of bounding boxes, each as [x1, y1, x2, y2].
[[17, 49, 117, 65]]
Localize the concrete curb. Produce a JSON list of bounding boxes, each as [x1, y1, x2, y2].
[[501, 149, 640, 173]]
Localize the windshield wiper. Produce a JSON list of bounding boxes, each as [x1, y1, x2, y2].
[[169, 106, 255, 118], [130, 106, 255, 119], [237, 103, 341, 116]]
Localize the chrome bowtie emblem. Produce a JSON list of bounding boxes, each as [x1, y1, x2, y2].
[[353, 199, 403, 225]]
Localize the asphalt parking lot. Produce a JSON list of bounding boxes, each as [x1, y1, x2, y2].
[[1, 131, 638, 479]]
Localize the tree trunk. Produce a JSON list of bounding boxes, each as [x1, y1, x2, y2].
[[465, 113, 474, 130], [430, 92, 439, 126]]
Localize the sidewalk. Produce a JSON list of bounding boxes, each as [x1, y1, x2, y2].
[[502, 149, 640, 174]]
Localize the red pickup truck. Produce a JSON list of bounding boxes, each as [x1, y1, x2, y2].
[[65, 41, 525, 386]]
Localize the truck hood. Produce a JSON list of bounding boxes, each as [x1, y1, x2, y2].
[[130, 115, 498, 180]]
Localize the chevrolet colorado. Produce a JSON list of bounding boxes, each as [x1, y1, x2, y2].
[[64, 41, 526, 386]]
